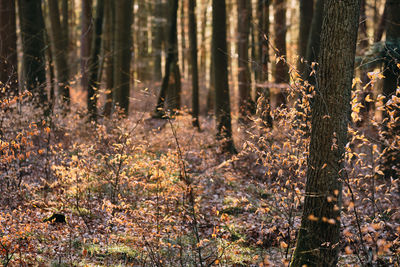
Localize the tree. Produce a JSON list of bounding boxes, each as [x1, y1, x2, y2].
[[81, 0, 93, 90], [18, 0, 48, 105], [290, 0, 360, 266], [382, 0, 400, 179], [154, 0, 181, 117], [48, 0, 70, 104], [87, 0, 105, 121], [256, 0, 272, 127], [153, 0, 168, 81], [113, 0, 133, 115], [273, 0, 289, 107], [237, 0, 253, 119], [0, 0, 18, 97], [103, 0, 114, 117], [212, 0, 235, 153], [304, 0, 324, 83], [298, 0, 313, 73], [188, 0, 200, 128]]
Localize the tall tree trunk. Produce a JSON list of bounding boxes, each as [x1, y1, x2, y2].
[[358, 0, 373, 124], [0, 0, 18, 97], [256, 0, 272, 127], [382, 0, 400, 180], [103, 0, 114, 117], [374, 0, 387, 43], [153, 0, 167, 81], [113, 0, 133, 115], [237, 0, 253, 120], [189, 0, 200, 128], [290, 0, 360, 266], [180, 0, 187, 79], [212, 0, 235, 153], [154, 0, 181, 116], [81, 0, 93, 90], [137, 1, 150, 82], [87, 0, 105, 121], [61, 0, 69, 51], [48, 0, 70, 104], [304, 0, 324, 83], [298, 0, 313, 73], [273, 0, 289, 107], [18, 0, 48, 105]]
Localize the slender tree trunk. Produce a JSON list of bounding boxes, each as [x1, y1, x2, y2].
[[153, 0, 167, 81], [81, 0, 93, 90], [154, 0, 181, 116], [48, 0, 70, 104], [103, 0, 114, 117], [298, 0, 313, 73], [256, 0, 272, 127], [273, 0, 289, 107], [18, 0, 48, 105], [304, 0, 324, 83], [189, 0, 200, 128], [113, 0, 133, 115], [358, 0, 373, 124], [237, 0, 253, 120], [61, 0, 69, 51], [87, 0, 105, 121], [180, 0, 187, 79], [212, 0, 235, 153], [382, 0, 400, 180], [374, 0, 387, 43], [0, 0, 18, 97], [290, 0, 360, 266]]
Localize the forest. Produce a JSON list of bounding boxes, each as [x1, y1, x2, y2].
[[0, 0, 399, 266]]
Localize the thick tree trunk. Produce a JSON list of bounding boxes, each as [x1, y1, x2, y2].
[[81, 0, 93, 90], [18, 0, 48, 105], [291, 0, 360, 266], [61, 0, 69, 51], [298, 0, 313, 73], [212, 0, 235, 153], [237, 0, 253, 120], [113, 0, 133, 115], [273, 0, 289, 107], [87, 0, 105, 121], [189, 0, 200, 128], [382, 0, 400, 180], [48, 0, 70, 104], [0, 0, 18, 97]]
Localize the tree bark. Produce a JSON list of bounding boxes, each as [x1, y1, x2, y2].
[[237, 0, 253, 120], [48, 0, 70, 104], [382, 0, 400, 180], [298, 0, 313, 73], [153, 0, 167, 81], [87, 0, 105, 121], [154, 0, 181, 116], [304, 0, 324, 83], [103, 0, 114, 117], [18, 0, 48, 105], [212, 0, 235, 153], [113, 0, 133, 115], [81, 0, 93, 90], [0, 0, 18, 97], [291, 0, 360, 266], [256, 0, 272, 127], [273, 0, 289, 107], [189, 0, 200, 128]]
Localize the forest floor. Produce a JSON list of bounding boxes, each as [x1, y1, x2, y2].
[[0, 86, 399, 266]]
